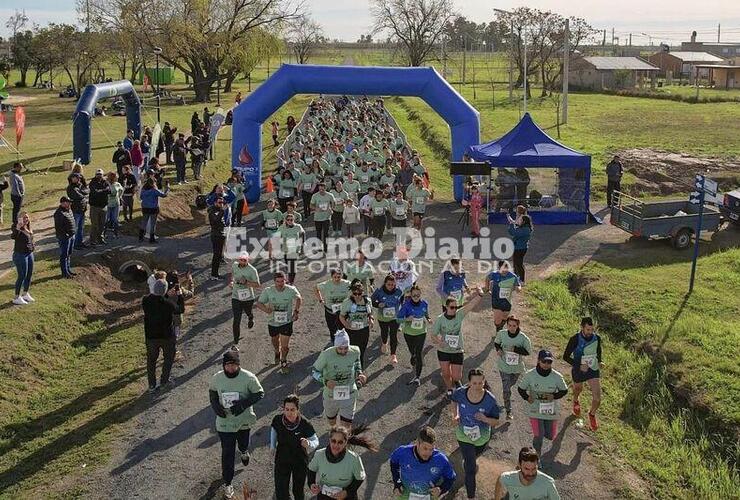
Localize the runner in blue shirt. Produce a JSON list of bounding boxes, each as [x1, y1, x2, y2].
[[396, 285, 431, 385], [485, 260, 521, 331], [390, 426, 456, 499], [452, 368, 500, 499], [370, 274, 405, 364]]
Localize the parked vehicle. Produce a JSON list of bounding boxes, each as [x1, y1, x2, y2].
[[610, 191, 722, 249], [720, 190, 740, 226]]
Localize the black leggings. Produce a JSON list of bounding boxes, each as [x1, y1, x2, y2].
[[211, 233, 225, 277], [232, 200, 244, 226], [278, 196, 293, 213], [371, 215, 385, 238], [283, 257, 297, 284], [218, 429, 251, 485], [460, 441, 487, 498], [512, 248, 527, 282], [331, 211, 343, 233], [324, 309, 341, 343], [379, 320, 399, 355], [274, 459, 308, 500], [315, 220, 330, 250], [404, 333, 426, 378], [231, 298, 254, 344], [347, 327, 370, 368], [301, 191, 312, 218]]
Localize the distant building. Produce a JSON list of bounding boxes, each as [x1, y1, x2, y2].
[[680, 31, 740, 58], [695, 59, 740, 89], [647, 51, 724, 81], [568, 57, 659, 91]]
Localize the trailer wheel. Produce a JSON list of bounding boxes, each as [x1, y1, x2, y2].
[[672, 228, 692, 249]]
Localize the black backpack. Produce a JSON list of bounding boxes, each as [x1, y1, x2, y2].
[[195, 194, 207, 210]]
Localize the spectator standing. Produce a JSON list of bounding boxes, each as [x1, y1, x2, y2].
[[112, 141, 132, 178], [163, 122, 176, 165], [130, 140, 144, 183], [271, 121, 280, 146], [191, 111, 201, 135], [106, 172, 124, 238], [120, 165, 137, 222], [54, 196, 76, 279], [235, 91, 242, 105], [9, 162, 25, 227], [0, 174, 8, 225], [606, 155, 623, 206], [208, 196, 228, 279], [203, 107, 212, 128], [123, 129, 134, 151], [67, 173, 89, 249], [173, 133, 188, 184], [11, 211, 35, 305], [88, 169, 111, 246], [507, 212, 533, 285], [139, 178, 169, 243], [142, 279, 182, 392]]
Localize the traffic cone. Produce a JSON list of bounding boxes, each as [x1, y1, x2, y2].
[[265, 177, 274, 193], [242, 200, 250, 215]]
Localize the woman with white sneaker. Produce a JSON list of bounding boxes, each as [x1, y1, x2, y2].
[[11, 211, 35, 306]]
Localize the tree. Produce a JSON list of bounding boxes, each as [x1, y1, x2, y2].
[[288, 17, 323, 64], [10, 31, 34, 87], [357, 34, 374, 44], [371, 0, 456, 67], [40, 24, 104, 96], [88, 0, 302, 102]]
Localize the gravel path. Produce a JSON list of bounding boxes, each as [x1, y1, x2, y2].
[[90, 200, 646, 499]]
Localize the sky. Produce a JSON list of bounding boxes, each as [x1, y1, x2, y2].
[[1, 0, 740, 45]]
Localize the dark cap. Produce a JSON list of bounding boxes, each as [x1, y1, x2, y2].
[[60, 196, 71, 203], [223, 349, 240, 365], [538, 349, 554, 362]]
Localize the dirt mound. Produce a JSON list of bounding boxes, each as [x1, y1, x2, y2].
[[617, 148, 740, 196]]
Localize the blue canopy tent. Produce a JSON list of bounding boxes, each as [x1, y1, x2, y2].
[[467, 113, 592, 225]]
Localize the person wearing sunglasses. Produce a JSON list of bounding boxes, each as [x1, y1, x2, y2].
[[339, 281, 375, 368], [517, 350, 568, 456], [316, 270, 352, 344], [452, 368, 500, 499], [493, 314, 532, 420], [370, 274, 405, 364], [308, 424, 376, 500], [431, 287, 485, 398], [270, 394, 319, 500], [397, 284, 431, 386]]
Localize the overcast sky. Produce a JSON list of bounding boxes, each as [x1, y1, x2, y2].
[[1, 0, 739, 45]]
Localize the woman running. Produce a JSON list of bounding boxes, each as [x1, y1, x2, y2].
[[307, 425, 376, 500], [370, 274, 405, 364], [271, 394, 319, 500], [262, 199, 284, 260], [484, 260, 522, 331], [339, 281, 374, 369], [396, 284, 431, 386], [452, 368, 500, 499], [277, 170, 297, 213], [316, 270, 351, 344], [431, 287, 484, 398]]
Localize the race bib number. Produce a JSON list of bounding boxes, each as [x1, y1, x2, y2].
[[374, 207, 385, 216], [395, 207, 406, 216], [382, 307, 395, 318], [330, 303, 341, 314], [445, 334, 460, 349], [265, 219, 277, 229], [415, 197, 425, 205], [581, 354, 597, 370], [463, 425, 481, 441], [321, 485, 343, 496], [303, 183, 313, 192], [360, 175, 369, 183], [285, 238, 299, 254], [411, 318, 424, 329], [333, 385, 350, 400], [273, 311, 289, 324], [279, 188, 291, 198], [221, 391, 240, 409], [350, 320, 364, 330], [409, 493, 431, 500], [318, 202, 328, 211], [505, 352, 520, 366], [236, 288, 252, 301], [499, 288, 512, 300], [539, 401, 555, 415]]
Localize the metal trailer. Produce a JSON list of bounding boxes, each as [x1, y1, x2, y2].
[[610, 191, 722, 249]]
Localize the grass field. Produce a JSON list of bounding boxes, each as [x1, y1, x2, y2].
[[525, 248, 740, 498]]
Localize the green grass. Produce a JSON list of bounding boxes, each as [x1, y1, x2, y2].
[[525, 249, 740, 498]]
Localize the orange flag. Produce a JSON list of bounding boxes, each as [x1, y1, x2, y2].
[[265, 177, 274, 193], [15, 106, 25, 146], [242, 200, 250, 215]]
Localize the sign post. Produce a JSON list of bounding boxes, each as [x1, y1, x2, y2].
[[688, 174, 712, 293]]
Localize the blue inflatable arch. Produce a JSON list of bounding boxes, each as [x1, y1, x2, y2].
[[73, 80, 142, 165], [232, 64, 480, 203]]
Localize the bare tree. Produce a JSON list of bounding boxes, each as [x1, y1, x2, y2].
[[288, 17, 323, 64], [371, 0, 456, 67]]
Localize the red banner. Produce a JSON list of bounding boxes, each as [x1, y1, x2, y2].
[[15, 106, 25, 146], [0, 112, 5, 135]]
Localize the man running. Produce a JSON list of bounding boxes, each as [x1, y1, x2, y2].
[[208, 349, 265, 500], [494, 315, 532, 420], [316, 270, 351, 344], [495, 447, 560, 499], [517, 350, 568, 456], [563, 317, 603, 431], [435, 257, 469, 311], [255, 272, 302, 372], [229, 253, 261, 349], [312, 330, 366, 431], [390, 426, 456, 499]]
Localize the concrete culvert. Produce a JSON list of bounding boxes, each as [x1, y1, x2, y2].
[[119, 261, 152, 283]]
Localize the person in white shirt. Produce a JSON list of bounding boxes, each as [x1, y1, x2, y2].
[[389, 246, 418, 294], [358, 187, 375, 236], [342, 198, 361, 238]]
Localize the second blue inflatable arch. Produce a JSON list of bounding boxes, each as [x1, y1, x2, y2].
[[232, 64, 480, 203]]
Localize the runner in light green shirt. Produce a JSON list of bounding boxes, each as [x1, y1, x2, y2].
[[310, 185, 335, 222], [255, 274, 303, 369], [344, 253, 375, 294], [496, 448, 560, 500], [343, 175, 361, 202], [308, 444, 366, 497], [208, 351, 264, 433], [262, 200, 284, 235]]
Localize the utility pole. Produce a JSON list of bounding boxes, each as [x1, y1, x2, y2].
[[562, 18, 570, 124], [442, 37, 447, 80], [602, 30, 606, 56], [509, 20, 514, 102], [629, 33, 632, 46], [612, 28, 616, 55], [462, 34, 467, 85], [523, 30, 528, 113], [718, 23, 721, 43]]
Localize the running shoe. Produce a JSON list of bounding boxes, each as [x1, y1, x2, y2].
[[12, 296, 27, 306], [573, 400, 581, 417], [506, 411, 513, 421], [232, 344, 240, 352], [224, 484, 235, 499], [280, 360, 288, 373], [147, 385, 157, 393], [446, 389, 454, 399], [274, 352, 280, 364], [247, 317, 254, 329], [240, 451, 251, 466], [380, 342, 388, 354], [390, 354, 398, 364], [21, 293, 35, 303], [589, 412, 599, 431], [407, 376, 420, 386]]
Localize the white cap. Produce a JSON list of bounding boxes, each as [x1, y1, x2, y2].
[[334, 329, 350, 347]]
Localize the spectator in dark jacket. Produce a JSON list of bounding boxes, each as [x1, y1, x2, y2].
[[605, 155, 623, 206], [112, 142, 132, 178], [142, 279, 183, 392], [120, 165, 137, 221], [54, 196, 76, 278], [66, 173, 90, 249], [173, 133, 188, 184], [0, 174, 8, 226], [9, 162, 25, 228], [208, 196, 228, 280], [163, 122, 176, 165], [88, 169, 111, 246]]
